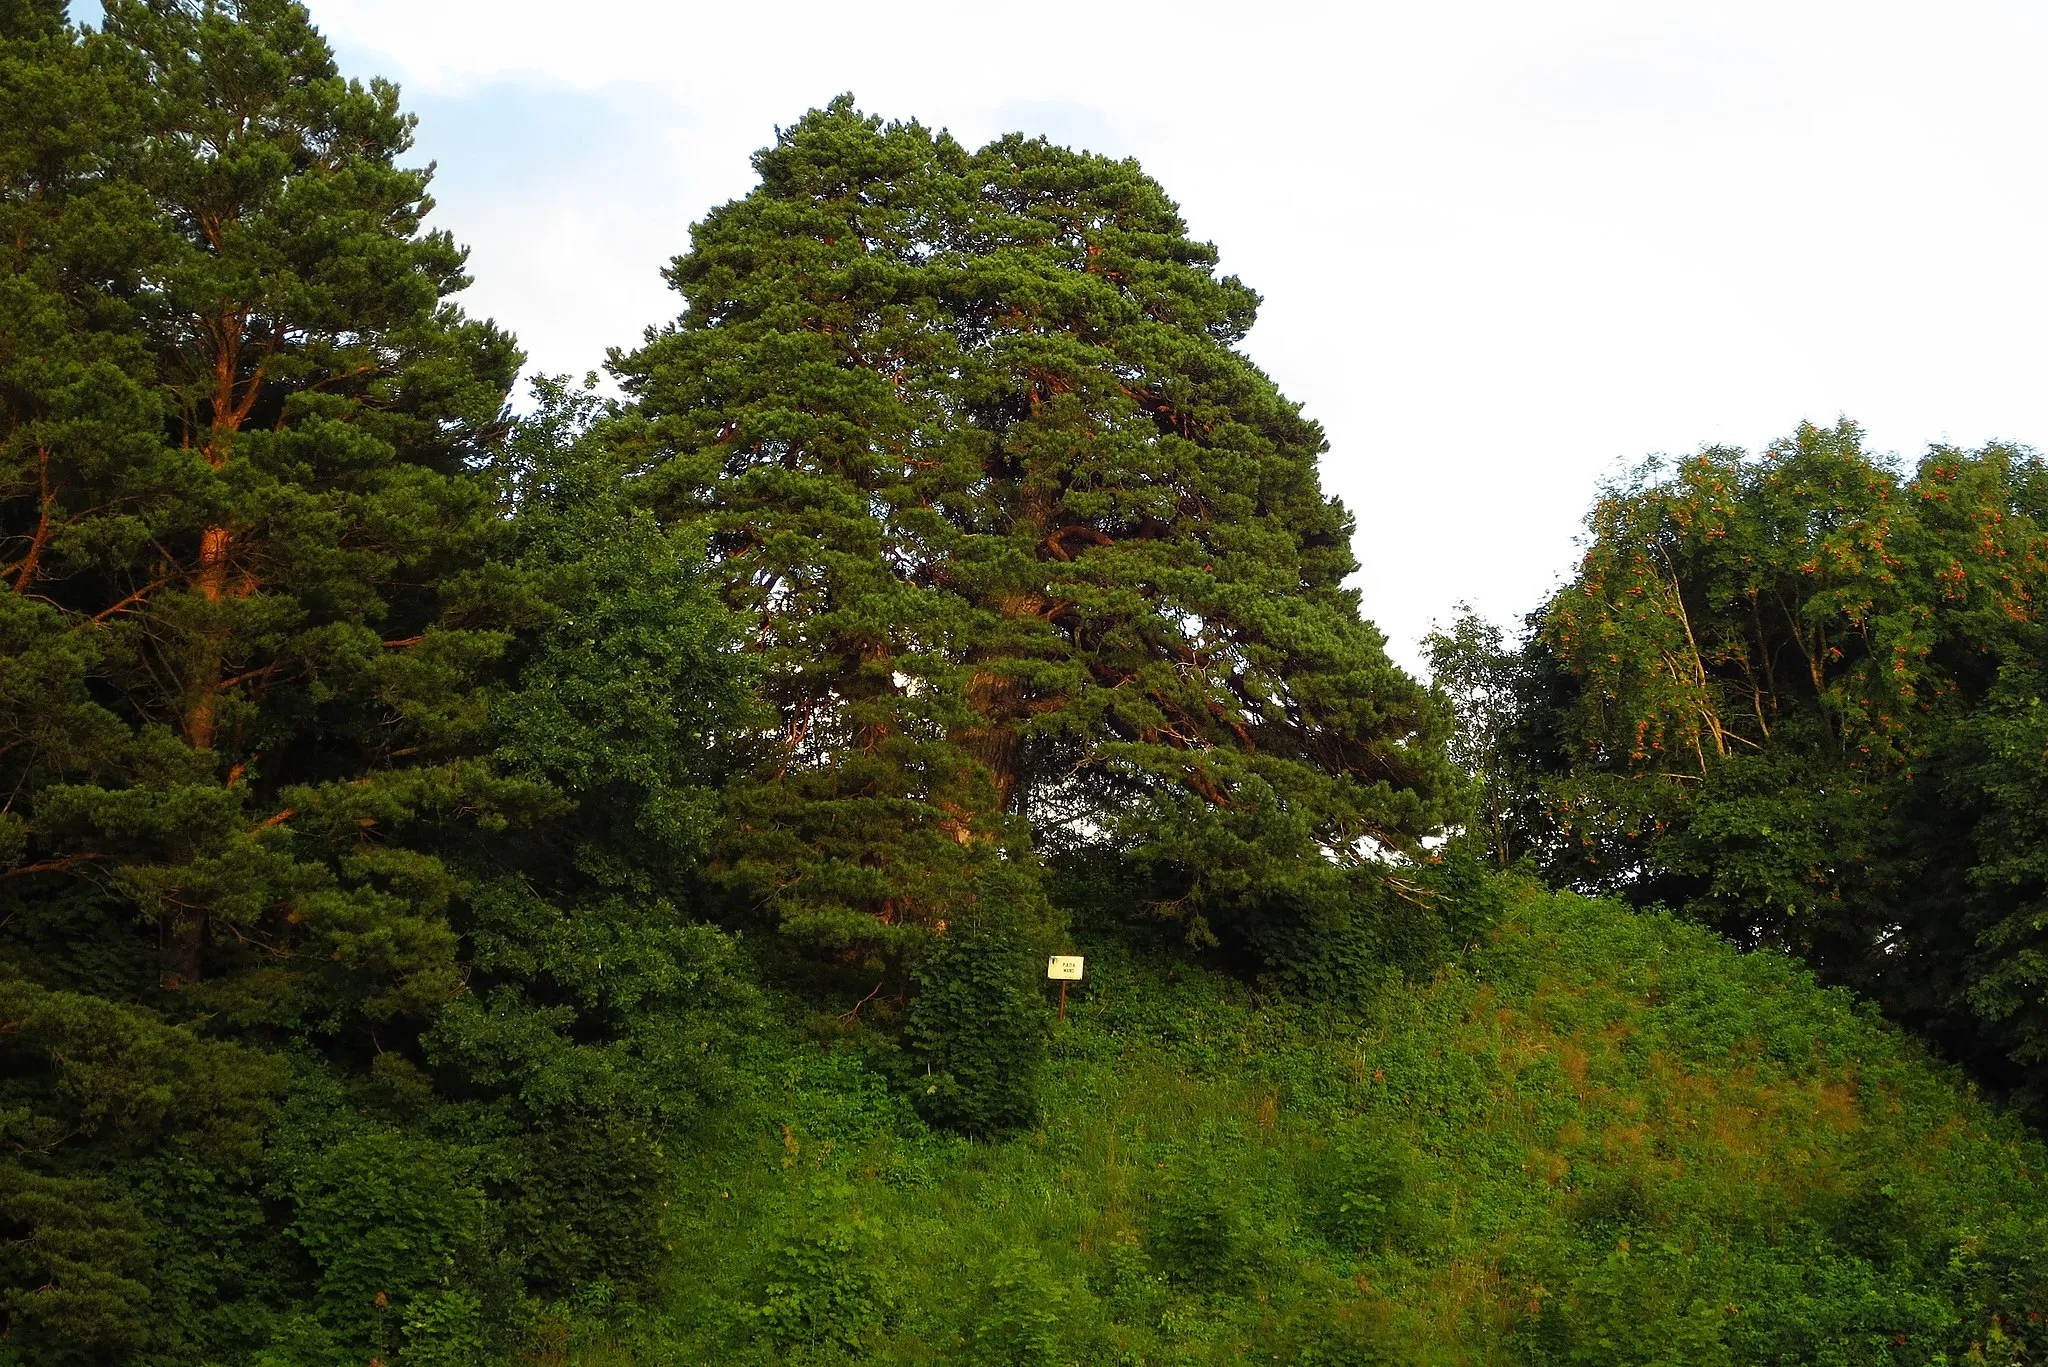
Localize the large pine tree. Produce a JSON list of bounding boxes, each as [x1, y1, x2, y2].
[[5, 6, 761, 1358], [1, 0, 521, 1010], [1, 2, 553, 1358], [611, 100, 1456, 980]]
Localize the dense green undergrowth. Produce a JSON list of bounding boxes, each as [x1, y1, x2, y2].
[[559, 888, 2048, 1367]]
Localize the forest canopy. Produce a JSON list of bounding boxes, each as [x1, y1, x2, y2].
[[5, 3, 2048, 1366]]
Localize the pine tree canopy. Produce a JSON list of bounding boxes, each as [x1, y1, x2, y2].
[[1, 0, 523, 1015], [2, 3, 629, 1355], [610, 98, 1457, 958]]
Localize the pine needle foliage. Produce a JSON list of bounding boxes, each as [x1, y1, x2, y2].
[[1, 8, 754, 1362], [2, 1, 526, 1352], [607, 99, 1457, 979]]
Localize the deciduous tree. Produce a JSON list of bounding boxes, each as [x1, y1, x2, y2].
[[1509, 420, 2048, 1096]]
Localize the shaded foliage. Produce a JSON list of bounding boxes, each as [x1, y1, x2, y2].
[[904, 891, 1048, 1137]]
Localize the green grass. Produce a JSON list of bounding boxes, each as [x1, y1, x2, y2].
[[559, 888, 2048, 1365]]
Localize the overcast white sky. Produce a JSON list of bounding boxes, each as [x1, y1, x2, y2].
[[285, 2, 2048, 668]]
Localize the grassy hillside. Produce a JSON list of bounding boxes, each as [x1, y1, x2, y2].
[[569, 889, 2048, 1366]]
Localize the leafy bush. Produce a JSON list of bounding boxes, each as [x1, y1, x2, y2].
[[1303, 1130, 1413, 1255], [286, 1130, 485, 1360], [504, 1115, 670, 1297], [1282, 1305, 1400, 1367], [1236, 847, 1513, 1007], [1144, 1182, 1244, 1289], [396, 1291, 485, 1367], [1515, 1240, 1736, 1367], [0, 979, 288, 1360], [962, 1256, 1064, 1367], [907, 903, 1048, 1137], [751, 1229, 889, 1354]]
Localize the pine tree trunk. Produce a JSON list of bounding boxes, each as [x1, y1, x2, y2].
[[184, 524, 232, 750], [172, 334, 258, 983], [185, 310, 270, 751], [961, 586, 1043, 813], [964, 669, 1022, 812]]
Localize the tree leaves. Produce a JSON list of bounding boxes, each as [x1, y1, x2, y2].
[[1511, 420, 2048, 1100]]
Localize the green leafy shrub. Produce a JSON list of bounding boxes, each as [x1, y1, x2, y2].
[[0, 979, 287, 1360], [1571, 1171, 1656, 1237], [907, 908, 1047, 1137], [1282, 1302, 1400, 1367], [504, 1115, 669, 1297], [1093, 1237, 1170, 1332], [751, 1229, 889, 1354], [962, 1256, 1064, 1367], [1144, 1182, 1244, 1290], [1516, 1240, 1736, 1367], [1240, 849, 1512, 1007], [1303, 1131, 1413, 1255], [396, 1291, 485, 1367], [1821, 1180, 1939, 1274], [287, 1131, 485, 1360]]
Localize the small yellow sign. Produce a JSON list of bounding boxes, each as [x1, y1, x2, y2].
[[1047, 955, 1085, 981]]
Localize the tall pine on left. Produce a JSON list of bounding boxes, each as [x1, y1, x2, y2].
[[2, 1, 529, 1359]]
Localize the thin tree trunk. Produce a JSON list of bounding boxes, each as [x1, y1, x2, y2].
[[183, 525, 232, 750], [12, 446, 53, 592], [1657, 549, 1726, 765], [170, 313, 271, 985]]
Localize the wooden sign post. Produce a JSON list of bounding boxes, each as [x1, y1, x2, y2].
[[1047, 955, 1084, 1020]]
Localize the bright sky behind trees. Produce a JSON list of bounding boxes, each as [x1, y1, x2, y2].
[[95, 0, 2048, 666]]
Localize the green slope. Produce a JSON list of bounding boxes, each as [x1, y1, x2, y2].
[[589, 889, 2048, 1365]]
